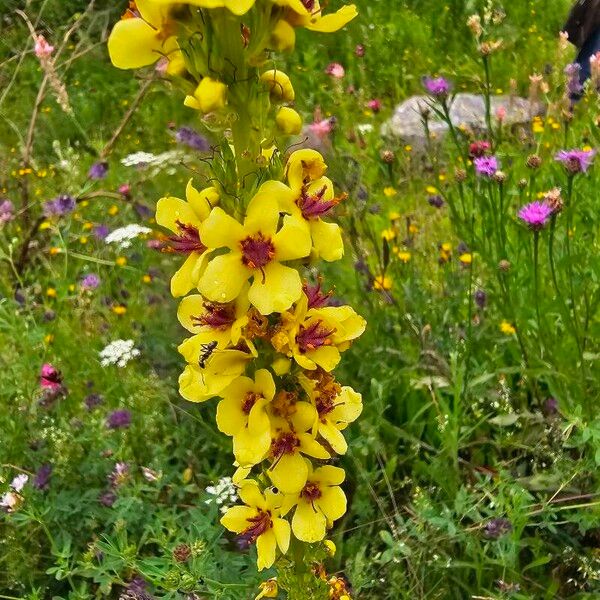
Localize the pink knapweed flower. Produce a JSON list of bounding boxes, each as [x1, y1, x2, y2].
[[325, 63, 345, 78], [518, 201, 553, 230]]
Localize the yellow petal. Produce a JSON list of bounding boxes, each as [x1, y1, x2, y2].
[[260, 70, 295, 102], [248, 262, 302, 315], [156, 195, 197, 233], [274, 216, 312, 261], [319, 421, 348, 454], [238, 481, 265, 509], [292, 500, 327, 543], [171, 253, 200, 298], [216, 396, 247, 436], [199, 253, 250, 304], [311, 220, 344, 262], [273, 517, 291, 553], [254, 369, 276, 401], [177, 294, 207, 333], [256, 529, 277, 571], [245, 194, 281, 237], [306, 5, 358, 32], [268, 453, 308, 494], [201, 207, 245, 249], [270, 19, 296, 51], [285, 149, 327, 191], [177, 329, 230, 363], [220, 505, 256, 533], [108, 18, 161, 69], [314, 465, 345, 486], [186, 179, 216, 220], [234, 427, 271, 466], [276, 107, 303, 135], [316, 486, 347, 521], [298, 433, 330, 460]]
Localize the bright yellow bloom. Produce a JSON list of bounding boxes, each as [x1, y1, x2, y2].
[[281, 460, 346, 543], [271, 294, 366, 372], [395, 250, 411, 263], [500, 320, 516, 335], [221, 481, 290, 571], [108, 0, 182, 72], [184, 77, 228, 113], [389, 211, 401, 221], [46, 288, 57, 298], [112, 305, 127, 316], [270, 19, 296, 51], [285, 149, 327, 191], [198, 183, 311, 315], [279, 1, 358, 33], [156, 179, 217, 297], [108, 205, 119, 216], [115, 256, 127, 266], [383, 186, 396, 197], [276, 107, 303, 135], [324, 539, 336, 556], [459, 253, 472, 265], [373, 275, 392, 290], [178, 349, 253, 403], [255, 578, 278, 600], [216, 369, 275, 467], [299, 372, 362, 454], [261, 70, 295, 102], [154, 0, 255, 14], [426, 185, 438, 194], [381, 228, 396, 241]]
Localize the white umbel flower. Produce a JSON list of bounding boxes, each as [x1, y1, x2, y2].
[[104, 224, 152, 249], [99, 339, 140, 367], [205, 476, 238, 513]]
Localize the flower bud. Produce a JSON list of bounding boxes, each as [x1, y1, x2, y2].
[[184, 77, 227, 113], [455, 168, 467, 182], [380, 149, 395, 164], [526, 154, 542, 169], [276, 107, 302, 135], [498, 259, 511, 272], [493, 170, 507, 184]]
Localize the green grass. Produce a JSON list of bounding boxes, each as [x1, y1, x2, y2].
[[2, 0, 600, 598]]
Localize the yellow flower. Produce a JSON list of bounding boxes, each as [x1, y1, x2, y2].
[[46, 288, 57, 298], [216, 369, 275, 467], [373, 275, 392, 290], [270, 19, 296, 51], [500, 320, 516, 335], [324, 539, 336, 556], [156, 179, 217, 297], [154, 0, 255, 14], [426, 185, 438, 194], [179, 349, 253, 403], [389, 211, 401, 221], [107, 0, 182, 72], [260, 69, 295, 102], [280, 459, 346, 542], [459, 253, 472, 265], [280, 1, 358, 33], [395, 250, 411, 263], [276, 107, 303, 135], [49, 247, 61, 256], [184, 77, 228, 113], [39, 221, 51, 231], [300, 372, 362, 454], [381, 228, 396, 241], [255, 578, 278, 600], [142, 274, 152, 283], [44, 334, 54, 345], [198, 183, 311, 315], [408, 223, 419, 235], [112, 305, 127, 315], [383, 186, 396, 197], [116, 256, 127, 266], [221, 481, 290, 571], [108, 205, 119, 216], [272, 294, 366, 372], [285, 149, 327, 191]]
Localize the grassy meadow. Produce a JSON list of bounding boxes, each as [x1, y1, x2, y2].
[[3, 0, 600, 598]]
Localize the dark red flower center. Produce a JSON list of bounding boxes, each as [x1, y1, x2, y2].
[[192, 302, 236, 329], [270, 391, 298, 419], [236, 510, 272, 549], [297, 186, 341, 220], [303, 279, 333, 309], [168, 221, 206, 254], [315, 392, 336, 419], [241, 392, 261, 415], [301, 481, 322, 502], [302, 0, 316, 10], [240, 233, 275, 270], [296, 321, 335, 353], [271, 431, 300, 461]]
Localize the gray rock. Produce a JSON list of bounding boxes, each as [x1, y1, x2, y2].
[[382, 93, 543, 148]]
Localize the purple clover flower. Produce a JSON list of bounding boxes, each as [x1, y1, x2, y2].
[[175, 126, 210, 151], [93, 224, 110, 240], [43, 195, 76, 218], [518, 201, 553, 230], [423, 76, 451, 97], [80, 273, 101, 290], [555, 148, 596, 174], [33, 464, 52, 490], [474, 156, 499, 177], [106, 409, 131, 429], [0, 199, 14, 225], [88, 161, 109, 180]]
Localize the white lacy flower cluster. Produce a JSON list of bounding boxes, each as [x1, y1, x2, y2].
[[205, 476, 238, 514], [104, 224, 152, 249], [99, 339, 140, 367], [121, 150, 185, 177]]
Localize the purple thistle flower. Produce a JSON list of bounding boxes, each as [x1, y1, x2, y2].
[[555, 148, 596, 174], [33, 464, 52, 490], [125, 576, 153, 600], [84, 393, 104, 410], [474, 156, 499, 177], [106, 409, 131, 429], [108, 462, 130, 488], [175, 126, 210, 152], [0, 199, 14, 225], [88, 161, 109, 180], [422, 76, 451, 97], [474, 289, 487, 309], [43, 195, 76, 217], [427, 194, 445, 208], [518, 201, 553, 230], [93, 224, 110, 240], [80, 273, 101, 290]]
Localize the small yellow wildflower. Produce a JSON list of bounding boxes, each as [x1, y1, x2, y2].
[[373, 275, 392, 291], [389, 211, 401, 221], [438, 173, 446, 182], [408, 223, 419, 235], [583, 144, 593, 152], [108, 205, 119, 216], [115, 257, 127, 266], [324, 540, 337, 557], [182, 467, 193, 484], [80, 200, 89, 208], [46, 288, 57, 298], [79, 236, 88, 244], [459, 253, 472, 265], [426, 185, 438, 194], [83, 222, 93, 230], [381, 228, 397, 241], [68, 284, 76, 292], [441, 242, 452, 253], [500, 320, 516, 335], [142, 274, 152, 283], [112, 305, 127, 316], [383, 186, 397, 197], [255, 578, 278, 600], [39, 221, 51, 231], [49, 247, 61, 256], [44, 334, 54, 345], [404, 145, 412, 152], [396, 251, 411, 263]]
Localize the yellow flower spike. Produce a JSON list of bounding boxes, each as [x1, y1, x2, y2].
[[108, 0, 179, 70], [270, 19, 296, 51], [178, 349, 253, 403], [276, 107, 303, 135], [260, 70, 295, 102], [216, 369, 275, 467], [255, 578, 278, 600], [198, 183, 312, 315], [184, 77, 228, 113], [285, 149, 327, 191], [221, 481, 290, 571], [280, 459, 346, 543], [156, 179, 216, 297]]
